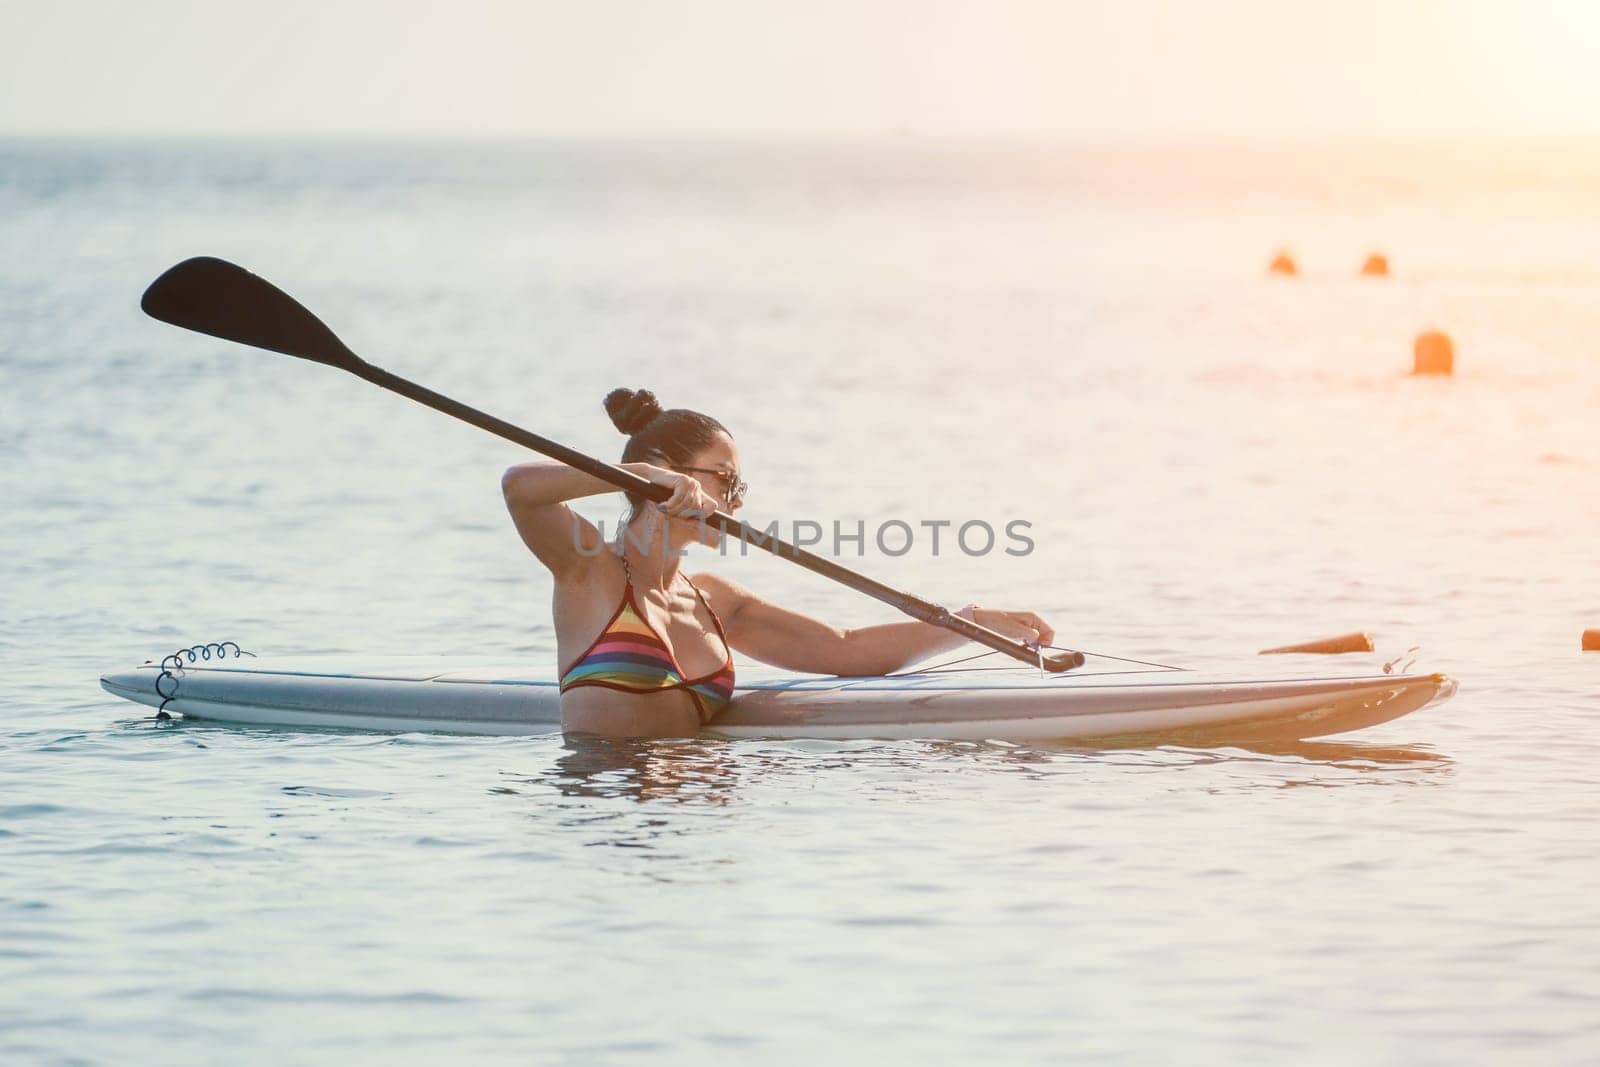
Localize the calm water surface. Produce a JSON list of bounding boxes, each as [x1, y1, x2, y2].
[[2, 139, 1598, 1064]]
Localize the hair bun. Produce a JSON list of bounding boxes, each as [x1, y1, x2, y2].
[[603, 388, 663, 436]]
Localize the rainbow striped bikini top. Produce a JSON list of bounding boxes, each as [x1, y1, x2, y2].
[[558, 572, 736, 723]]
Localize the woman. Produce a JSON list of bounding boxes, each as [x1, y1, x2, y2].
[[502, 388, 1055, 738]]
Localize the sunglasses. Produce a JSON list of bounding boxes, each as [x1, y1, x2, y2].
[[671, 465, 748, 507]]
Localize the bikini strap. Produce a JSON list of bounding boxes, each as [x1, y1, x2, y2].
[[609, 525, 635, 590], [683, 573, 732, 648]]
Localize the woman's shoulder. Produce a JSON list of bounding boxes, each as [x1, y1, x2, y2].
[[687, 569, 744, 593], [687, 570, 753, 614], [552, 545, 625, 603]]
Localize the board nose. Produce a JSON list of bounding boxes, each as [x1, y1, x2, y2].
[[100, 667, 158, 706]]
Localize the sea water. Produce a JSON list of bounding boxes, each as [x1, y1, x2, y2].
[[2, 138, 1598, 1063]]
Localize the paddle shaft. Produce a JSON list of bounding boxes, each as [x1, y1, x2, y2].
[[357, 361, 1076, 669]]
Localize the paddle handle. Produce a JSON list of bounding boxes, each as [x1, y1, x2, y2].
[[360, 364, 1083, 673]]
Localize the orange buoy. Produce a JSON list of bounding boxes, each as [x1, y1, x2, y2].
[[1584, 629, 1599, 651], [1260, 632, 1375, 655], [1361, 253, 1390, 276], [1412, 330, 1455, 376], [1268, 251, 1298, 276]]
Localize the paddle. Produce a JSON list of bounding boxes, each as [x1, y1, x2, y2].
[[141, 256, 1085, 672]]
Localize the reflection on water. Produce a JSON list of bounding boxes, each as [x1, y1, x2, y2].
[[531, 736, 742, 804], [1200, 737, 1450, 768], [1156, 740, 1454, 791], [137, 715, 1451, 797], [987, 737, 1453, 791], [494, 733, 1452, 813]]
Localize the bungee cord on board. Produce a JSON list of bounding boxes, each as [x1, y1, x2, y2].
[[892, 643, 1187, 678]]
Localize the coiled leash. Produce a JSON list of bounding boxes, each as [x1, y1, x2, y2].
[[154, 640, 255, 718]]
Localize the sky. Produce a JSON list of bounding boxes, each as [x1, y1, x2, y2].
[[3, 0, 1600, 138]]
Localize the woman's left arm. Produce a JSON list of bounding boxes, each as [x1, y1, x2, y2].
[[693, 573, 1055, 676]]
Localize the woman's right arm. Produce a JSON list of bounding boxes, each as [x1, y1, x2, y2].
[[500, 461, 712, 576]]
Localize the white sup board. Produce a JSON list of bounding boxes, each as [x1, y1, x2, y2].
[[101, 655, 1456, 744]]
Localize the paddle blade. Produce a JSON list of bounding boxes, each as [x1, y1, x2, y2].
[[141, 256, 365, 371]]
